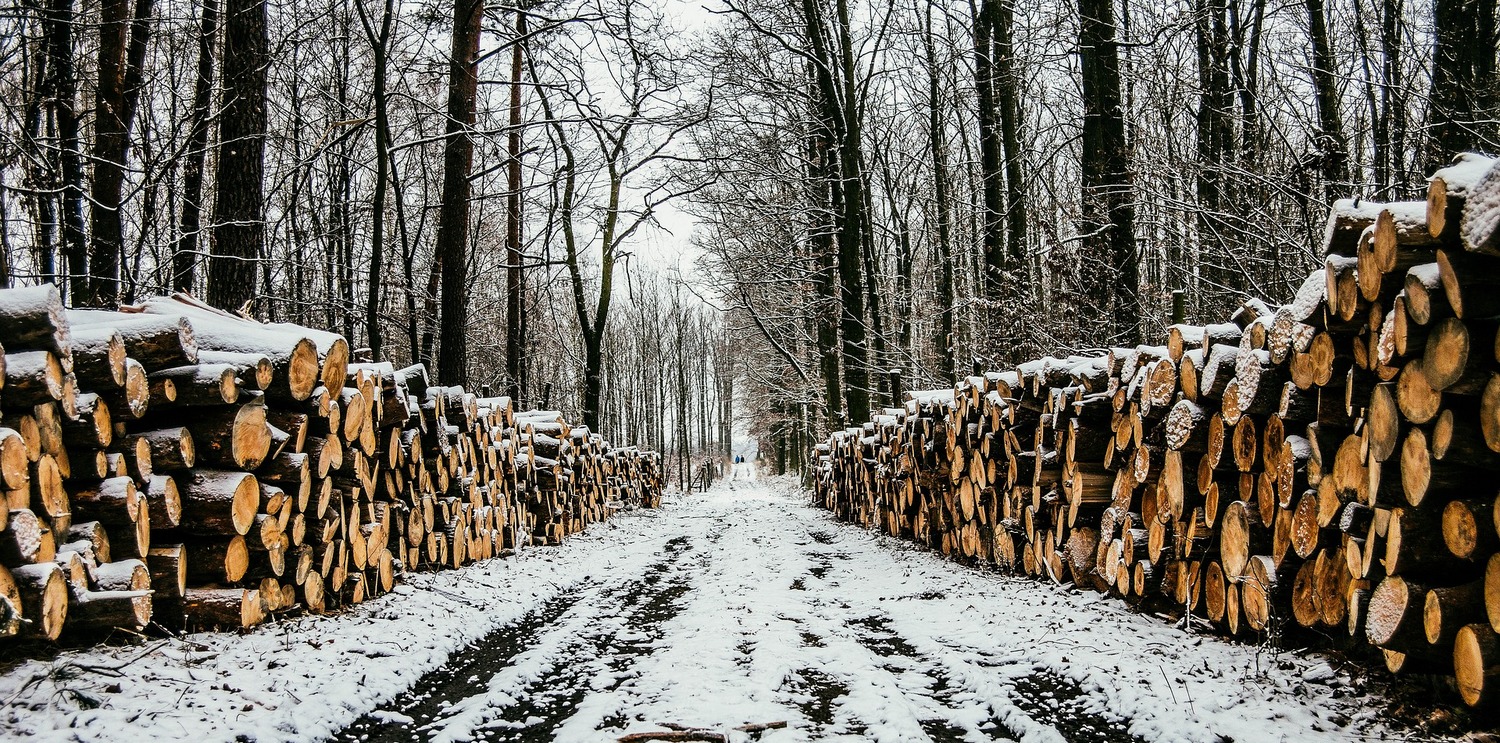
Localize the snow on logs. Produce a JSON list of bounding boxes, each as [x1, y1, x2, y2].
[[0, 290, 663, 642], [813, 152, 1500, 711]]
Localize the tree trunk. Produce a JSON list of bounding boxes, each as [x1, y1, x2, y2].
[[801, 0, 871, 425], [87, 0, 153, 308], [175, 0, 216, 294], [506, 10, 527, 404], [1196, 0, 1238, 297], [208, 0, 268, 312], [1425, 0, 1500, 173], [1304, 0, 1349, 188], [973, 0, 1004, 301], [45, 0, 87, 303], [808, 119, 844, 430], [357, 0, 395, 359], [995, 0, 1028, 297], [1078, 0, 1140, 345], [1381, 0, 1408, 188], [433, 0, 482, 385], [21, 0, 56, 286], [924, 0, 955, 384]]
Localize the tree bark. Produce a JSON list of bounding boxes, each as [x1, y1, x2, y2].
[[1304, 0, 1349, 187], [807, 94, 844, 430], [994, 0, 1027, 290], [433, 0, 482, 385], [506, 10, 527, 405], [357, 0, 396, 359], [208, 0, 268, 312], [973, 0, 1004, 300], [44, 0, 87, 303], [801, 0, 870, 425], [1078, 0, 1140, 345], [87, 0, 153, 308], [1425, 0, 1500, 173], [924, 1, 955, 384], [174, 0, 217, 294], [20, 0, 56, 286]]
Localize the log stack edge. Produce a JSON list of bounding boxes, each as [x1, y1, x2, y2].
[[0, 291, 663, 639], [814, 151, 1500, 710]]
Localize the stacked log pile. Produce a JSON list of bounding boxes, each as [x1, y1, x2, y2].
[[0, 291, 662, 640], [815, 151, 1500, 708]]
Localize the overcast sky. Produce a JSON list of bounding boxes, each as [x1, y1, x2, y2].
[[620, 0, 720, 290]]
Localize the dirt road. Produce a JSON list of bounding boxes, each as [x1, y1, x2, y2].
[[326, 478, 1393, 743]]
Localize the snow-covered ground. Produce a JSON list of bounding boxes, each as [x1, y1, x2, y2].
[[0, 476, 1418, 742]]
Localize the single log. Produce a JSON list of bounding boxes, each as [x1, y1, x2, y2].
[[178, 470, 259, 536], [1292, 491, 1325, 559], [1439, 497, 1498, 562], [149, 363, 241, 406], [1456, 624, 1500, 706], [143, 474, 183, 530], [146, 544, 186, 599], [128, 427, 195, 471], [12, 562, 67, 639], [1438, 248, 1500, 320], [62, 392, 112, 449], [1324, 198, 1386, 256], [67, 589, 152, 630], [70, 476, 140, 526], [1242, 554, 1293, 631], [0, 509, 46, 566], [1425, 580, 1487, 646], [182, 587, 263, 629], [1405, 262, 1450, 327], [179, 401, 271, 470], [183, 537, 249, 583], [0, 428, 28, 491], [1396, 359, 1443, 425], [1429, 152, 1496, 243], [1423, 318, 1490, 392], [1219, 500, 1266, 580], [1373, 202, 1438, 276], [1458, 156, 1500, 255], [28, 455, 65, 521], [0, 284, 69, 357], [1367, 575, 1427, 649], [1325, 254, 1361, 321], [69, 325, 127, 389], [3, 350, 63, 407], [64, 521, 111, 564], [73, 312, 198, 368]]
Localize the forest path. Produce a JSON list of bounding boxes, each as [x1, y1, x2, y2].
[[327, 477, 1398, 743]]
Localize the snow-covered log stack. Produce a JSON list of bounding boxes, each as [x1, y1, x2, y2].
[[0, 290, 663, 640], [816, 151, 1500, 710]]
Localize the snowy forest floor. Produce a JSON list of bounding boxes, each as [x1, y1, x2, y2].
[[0, 475, 1474, 742]]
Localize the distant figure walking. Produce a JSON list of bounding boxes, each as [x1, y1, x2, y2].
[[732, 454, 744, 480]]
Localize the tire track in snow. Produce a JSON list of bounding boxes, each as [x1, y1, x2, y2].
[[799, 518, 1140, 743], [767, 529, 1004, 742], [329, 536, 697, 742], [331, 586, 586, 743]]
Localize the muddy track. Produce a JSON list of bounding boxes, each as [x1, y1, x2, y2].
[[1007, 671, 1141, 743], [845, 611, 1010, 742], [332, 587, 585, 743], [330, 536, 696, 742]]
